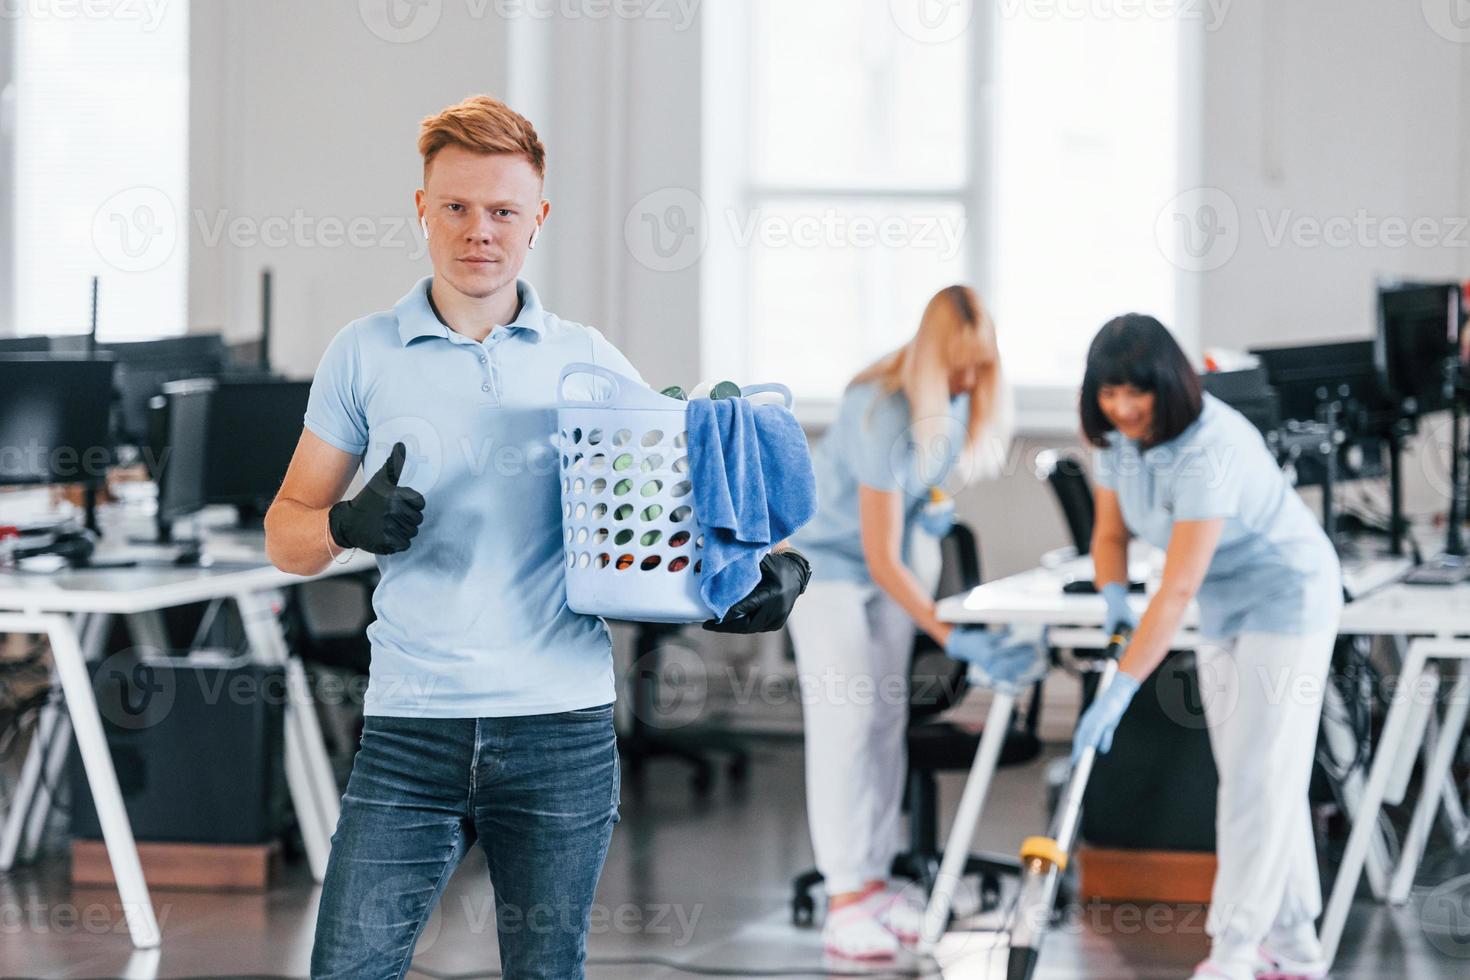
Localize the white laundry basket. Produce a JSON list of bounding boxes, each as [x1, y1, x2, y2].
[[556, 362, 793, 623]]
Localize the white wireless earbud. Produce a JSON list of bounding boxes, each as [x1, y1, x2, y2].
[[528, 223, 541, 250], [420, 217, 429, 240]]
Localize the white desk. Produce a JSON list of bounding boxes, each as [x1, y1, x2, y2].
[[1319, 580, 1470, 963], [0, 521, 375, 949], [922, 553, 1419, 961], [934, 552, 1410, 629]]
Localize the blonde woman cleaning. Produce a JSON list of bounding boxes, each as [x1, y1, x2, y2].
[[787, 285, 1045, 960]]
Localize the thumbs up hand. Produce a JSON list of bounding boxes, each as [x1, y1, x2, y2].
[[328, 442, 427, 555]]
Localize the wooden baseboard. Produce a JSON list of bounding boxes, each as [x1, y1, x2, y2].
[[1077, 845, 1216, 904], [71, 840, 279, 891]]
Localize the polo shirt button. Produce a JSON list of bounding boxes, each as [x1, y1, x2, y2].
[[478, 355, 486, 363], [480, 383, 490, 392]]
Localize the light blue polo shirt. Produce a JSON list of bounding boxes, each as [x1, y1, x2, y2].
[[791, 382, 969, 584], [1093, 393, 1343, 641], [303, 276, 643, 718]]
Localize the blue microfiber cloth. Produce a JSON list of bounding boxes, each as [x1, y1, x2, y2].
[[685, 397, 817, 619]]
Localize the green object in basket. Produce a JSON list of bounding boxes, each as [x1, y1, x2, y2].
[[641, 504, 663, 521], [709, 381, 742, 400], [641, 530, 661, 547], [613, 453, 634, 471], [660, 385, 688, 400], [640, 481, 660, 498], [614, 479, 633, 496]]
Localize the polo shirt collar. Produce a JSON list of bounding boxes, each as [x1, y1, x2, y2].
[[394, 276, 547, 346]]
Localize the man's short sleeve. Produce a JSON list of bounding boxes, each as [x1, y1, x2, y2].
[[304, 325, 369, 455]]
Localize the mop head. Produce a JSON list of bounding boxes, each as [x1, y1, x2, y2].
[[928, 927, 1015, 979]]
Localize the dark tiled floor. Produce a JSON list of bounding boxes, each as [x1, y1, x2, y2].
[[1, 737, 1467, 978]]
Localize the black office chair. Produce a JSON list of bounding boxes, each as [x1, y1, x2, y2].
[[1036, 449, 1094, 555], [283, 574, 377, 675], [790, 522, 1047, 926]]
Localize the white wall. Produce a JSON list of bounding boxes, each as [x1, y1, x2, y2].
[[1197, 0, 1470, 350], [187, 1, 1470, 575], [503, 9, 703, 388], [189, 0, 510, 379], [188, 1, 701, 386]]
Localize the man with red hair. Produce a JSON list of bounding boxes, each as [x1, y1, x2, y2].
[[265, 95, 809, 979]]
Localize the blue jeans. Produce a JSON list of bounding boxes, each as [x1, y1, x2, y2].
[[310, 705, 620, 979]]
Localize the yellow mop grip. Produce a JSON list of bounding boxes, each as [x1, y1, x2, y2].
[[1020, 835, 1068, 872]]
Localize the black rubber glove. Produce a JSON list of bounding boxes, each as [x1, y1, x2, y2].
[[703, 549, 812, 634], [328, 442, 426, 555]]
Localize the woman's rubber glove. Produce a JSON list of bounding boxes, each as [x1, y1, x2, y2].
[[1071, 672, 1142, 764], [944, 626, 1048, 693], [917, 491, 956, 539], [1100, 581, 1138, 637]]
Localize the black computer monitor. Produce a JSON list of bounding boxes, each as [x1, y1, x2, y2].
[[205, 378, 311, 519], [1202, 366, 1281, 438], [148, 379, 214, 539], [0, 356, 116, 487], [1251, 340, 1397, 434], [98, 334, 229, 448], [0, 336, 57, 354], [1376, 282, 1464, 416]]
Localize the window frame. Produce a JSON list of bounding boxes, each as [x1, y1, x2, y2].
[[701, 1, 1204, 434], [3, 5, 190, 341]]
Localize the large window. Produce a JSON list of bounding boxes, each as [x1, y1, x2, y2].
[[6, 2, 189, 339], [703, 0, 1192, 417], [992, 8, 1182, 386]]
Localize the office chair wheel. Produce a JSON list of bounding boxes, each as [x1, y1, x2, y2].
[[792, 892, 816, 927]]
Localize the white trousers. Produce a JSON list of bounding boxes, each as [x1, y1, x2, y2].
[[788, 546, 940, 896], [1196, 626, 1338, 957]]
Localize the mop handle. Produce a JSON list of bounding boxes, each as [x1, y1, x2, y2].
[[1006, 627, 1135, 980], [1052, 625, 1133, 850]]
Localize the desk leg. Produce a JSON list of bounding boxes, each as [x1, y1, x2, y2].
[[123, 611, 170, 656], [40, 612, 160, 949], [19, 614, 110, 863], [20, 705, 74, 864], [1389, 658, 1470, 904], [918, 691, 1017, 952], [1385, 665, 1438, 806], [0, 699, 61, 870], [0, 613, 109, 870], [1439, 770, 1470, 848], [234, 589, 339, 882], [1321, 641, 1429, 965], [1320, 683, 1392, 900]]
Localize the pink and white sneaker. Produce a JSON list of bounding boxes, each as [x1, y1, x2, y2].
[[822, 900, 899, 961], [1254, 945, 1330, 979], [1191, 960, 1254, 980], [864, 883, 926, 945]]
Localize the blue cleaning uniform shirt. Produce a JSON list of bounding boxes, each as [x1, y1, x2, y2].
[[304, 276, 643, 718], [791, 382, 968, 584], [1093, 393, 1342, 640]]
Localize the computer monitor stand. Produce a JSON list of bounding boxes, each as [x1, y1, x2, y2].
[[1318, 399, 1341, 545], [82, 484, 101, 536], [127, 515, 205, 566]]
